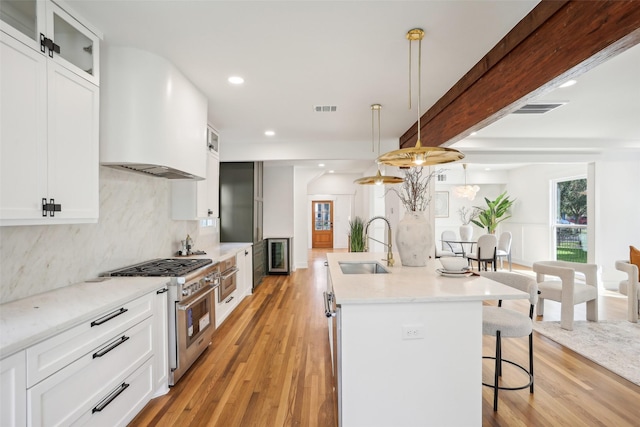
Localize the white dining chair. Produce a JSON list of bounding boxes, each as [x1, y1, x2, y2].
[[496, 231, 513, 271], [466, 234, 497, 271]]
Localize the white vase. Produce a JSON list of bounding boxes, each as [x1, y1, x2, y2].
[[395, 211, 432, 267], [459, 224, 473, 241]]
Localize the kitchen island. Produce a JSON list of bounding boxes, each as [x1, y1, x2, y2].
[[326, 252, 528, 427]]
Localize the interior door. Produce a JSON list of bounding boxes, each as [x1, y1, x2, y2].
[[312, 200, 333, 248]]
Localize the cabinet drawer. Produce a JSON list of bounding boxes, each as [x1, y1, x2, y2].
[[27, 318, 153, 427], [71, 359, 153, 427], [26, 292, 154, 387]]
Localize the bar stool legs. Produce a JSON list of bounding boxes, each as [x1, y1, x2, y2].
[[482, 330, 534, 411]]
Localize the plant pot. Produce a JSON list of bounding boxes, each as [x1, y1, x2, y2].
[[395, 211, 432, 267], [459, 224, 473, 241]]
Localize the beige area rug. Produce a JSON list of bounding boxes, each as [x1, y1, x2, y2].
[[532, 320, 640, 386]]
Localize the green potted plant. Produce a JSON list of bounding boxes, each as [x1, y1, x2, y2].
[[471, 191, 515, 234], [348, 216, 366, 252]]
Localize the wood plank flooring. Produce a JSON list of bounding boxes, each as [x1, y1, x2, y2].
[[129, 250, 640, 426]]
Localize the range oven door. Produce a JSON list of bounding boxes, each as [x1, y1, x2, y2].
[[172, 286, 215, 385]]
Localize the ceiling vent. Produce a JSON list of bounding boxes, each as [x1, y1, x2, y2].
[[314, 105, 337, 112], [512, 102, 567, 115]]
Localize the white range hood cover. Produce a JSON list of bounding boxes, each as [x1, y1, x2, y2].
[[100, 46, 207, 180]]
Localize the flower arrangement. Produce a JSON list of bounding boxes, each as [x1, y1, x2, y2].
[[458, 206, 481, 225], [386, 167, 443, 212]]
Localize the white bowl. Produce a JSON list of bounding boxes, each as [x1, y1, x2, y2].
[[439, 257, 469, 272]]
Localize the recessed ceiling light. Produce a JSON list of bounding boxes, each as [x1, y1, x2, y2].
[[329, 170, 335, 174], [228, 76, 244, 85], [485, 168, 492, 171], [559, 79, 577, 88], [264, 130, 275, 136], [318, 163, 325, 167], [470, 132, 477, 136]]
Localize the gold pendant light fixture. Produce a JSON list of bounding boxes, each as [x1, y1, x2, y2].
[[354, 104, 404, 185], [377, 28, 465, 168]]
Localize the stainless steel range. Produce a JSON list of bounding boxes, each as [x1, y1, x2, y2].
[[104, 258, 220, 386]]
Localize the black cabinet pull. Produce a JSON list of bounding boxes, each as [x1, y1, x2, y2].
[[91, 307, 128, 327], [39, 34, 60, 57], [92, 382, 129, 413], [42, 198, 62, 217], [156, 288, 168, 294], [92, 335, 129, 358]]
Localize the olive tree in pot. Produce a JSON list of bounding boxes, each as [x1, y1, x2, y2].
[[348, 216, 366, 252], [471, 191, 515, 234]]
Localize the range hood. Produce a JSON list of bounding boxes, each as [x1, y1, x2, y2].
[[100, 46, 207, 180], [106, 164, 199, 180]]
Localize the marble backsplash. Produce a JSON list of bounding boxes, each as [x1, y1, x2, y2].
[[0, 167, 216, 304]]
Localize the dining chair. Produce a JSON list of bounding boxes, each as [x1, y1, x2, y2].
[[615, 260, 639, 323], [441, 230, 464, 257], [496, 231, 513, 271], [478, 271, 537, 411], [532, 260, 598, 330], [466, 234, 497, 271]]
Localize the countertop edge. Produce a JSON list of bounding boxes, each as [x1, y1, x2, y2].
[[0, 242, 253, 359]]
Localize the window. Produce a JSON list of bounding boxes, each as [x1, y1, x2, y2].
[[553, 177, 587, 262]]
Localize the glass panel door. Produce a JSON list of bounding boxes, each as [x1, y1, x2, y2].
[[554, 177, 587, 262], [47, 2, 99, 84], [315, 202, 331, 231], [0, 0, 41, 49]]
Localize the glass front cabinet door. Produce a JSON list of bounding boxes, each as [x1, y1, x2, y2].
[[1, 0, 100, 85]]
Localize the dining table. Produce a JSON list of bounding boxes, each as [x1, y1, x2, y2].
[[441, 239, 477, 257]]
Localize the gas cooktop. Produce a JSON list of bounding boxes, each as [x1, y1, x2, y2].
[[105, 258, 214, 277]]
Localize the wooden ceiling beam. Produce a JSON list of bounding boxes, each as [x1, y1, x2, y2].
[[399, 0, 640, 149]]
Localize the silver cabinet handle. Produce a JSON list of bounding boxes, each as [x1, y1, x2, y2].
[[177, 287, 214, 311], [221, 266, 239, 280], [323, 291, 335, 318]]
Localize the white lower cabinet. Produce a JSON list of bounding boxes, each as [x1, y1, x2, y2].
[[27, 318, 153, 426], [215, 288, 237, 328], [1, 351, 27, 427], [16, 287, 166, 427]]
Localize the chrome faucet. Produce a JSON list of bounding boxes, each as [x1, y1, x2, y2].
[[364, 216, 394, 267]]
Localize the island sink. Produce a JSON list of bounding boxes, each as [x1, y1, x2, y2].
[[338, 261, 389, 275]]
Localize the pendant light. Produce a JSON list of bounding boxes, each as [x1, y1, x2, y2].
[[453, 163, 480, 200], [354, 104, 404, 186], [377, 28, 464, 167]]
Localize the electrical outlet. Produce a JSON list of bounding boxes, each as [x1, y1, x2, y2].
[[402, 324, 425, 340]]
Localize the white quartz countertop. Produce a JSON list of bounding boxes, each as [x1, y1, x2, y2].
[[327, 252, 529, 305], [0, 242, 252, 359]]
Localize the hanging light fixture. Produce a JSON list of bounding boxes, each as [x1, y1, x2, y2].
[[354, 104, 404, 186], [377, 28, 464, 167], [453, 163, 480, 200]]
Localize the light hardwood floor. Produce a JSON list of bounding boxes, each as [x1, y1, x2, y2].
[[129, 249, 640, 426]]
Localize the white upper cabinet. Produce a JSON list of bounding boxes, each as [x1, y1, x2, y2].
[[171, 126, 220, 220], [0, 0, 100, 226], [0, 0, 100, 85]]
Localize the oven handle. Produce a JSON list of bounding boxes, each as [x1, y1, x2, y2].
[[221, 266, 239, 280], [177, 286, 214, 311]]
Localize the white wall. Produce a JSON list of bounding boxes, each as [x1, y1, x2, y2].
[[263, 165, 294, 237], [593, 159, 640, 287], [0, 167, 207, 303]]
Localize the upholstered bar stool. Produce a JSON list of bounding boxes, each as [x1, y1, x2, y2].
[[479, 271, 538, 411]]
